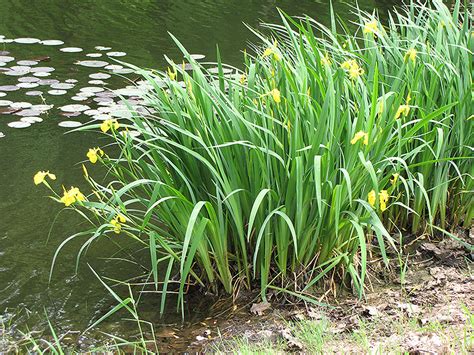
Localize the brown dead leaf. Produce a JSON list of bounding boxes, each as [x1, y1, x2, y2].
[[250, 301, 271, 316]]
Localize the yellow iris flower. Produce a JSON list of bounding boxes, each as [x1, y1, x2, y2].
[[404, 48, 417, 63], [262, 40, 281, 61], [363, 20, 379, 35], [86, 147, 104, 164], [341, 59, 364, 79], [350, 131, 369, 145], [395, 104, 410, 119], [34, 171, 56, 185], [368, 190, 376, 207], [270, 88, 281, 104], [100, 119, 120, 133], [390, 173, 399, 185], [110, 214, 127, 234], [60, 186, 85, 207], [167, 67, 177, 81], [239, 74, 246, 84], [379, 190, 389, 211]]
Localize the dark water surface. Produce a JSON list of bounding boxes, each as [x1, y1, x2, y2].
[[0, 0, 402, 347]]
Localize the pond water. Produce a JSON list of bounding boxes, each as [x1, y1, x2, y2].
[[0, 0, 402, 349]]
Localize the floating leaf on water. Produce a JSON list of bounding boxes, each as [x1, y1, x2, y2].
[[65, 79, 78, 84], [0, 100, 13, 106], [60, 104, 90, 113], [190, 54, 206, 60], [0, 131, 4, 138], [112, 68, 134, 75], [17, 82, 40, 89], [60, 47, 83, 53], [0, 107, 20, 114], [86, 53, 102, 58], [48, 89, 67, 95], [25, 91, 43, 96], [15, 109, 42, 116], [106, 51, 126, 57], [80, 87, 104, 93], [71, 96, 88, 101], [50, 83, 75, 90], [8, 121, 31, 128], [33, 72, 51, 77], [58, 121, 82, 128], [84, 109, 100, 116], [41, 40, 64, 46], [0, 86, 19, 92], [61, 111, 82, 117], [32, 104, 53, 111], [31, 67, 55, 73], [0, 62, 6, 67], [0, 56, 13, 63], [38, 79, 60, 85], [21, 116, 43, 123], [105, 64, 123, 70], [30, 55, 51, 62], [77, 91, 95, 98], [114, 88, 143, 96], [0, 50, 9, 55], [89, 73, 111, 80], [94, 97, 113, 103], [13, 37, 41, 44], [10, 102, 33, 109], [92, 113, 110, 121], [208, 67, 234, 74], [18, 76, 40, 83], [0, 92, 5, 97], [88, 79, 105, 85], [4, 68, 30, 76], [0, 39, 13, 44], [95, 46, 112, 51], [75, 60, 109, 68], [17, 60, 38, 66]]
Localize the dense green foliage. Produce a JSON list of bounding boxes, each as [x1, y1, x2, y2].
[[43, 0, 473, 314]]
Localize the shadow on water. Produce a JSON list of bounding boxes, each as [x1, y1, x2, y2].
[[0, 0, 403, 350]]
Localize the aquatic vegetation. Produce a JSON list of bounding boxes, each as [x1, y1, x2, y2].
[[39, 0, 473, 315]]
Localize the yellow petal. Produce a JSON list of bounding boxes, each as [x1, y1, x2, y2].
[[368, 190, 376, 207], [100, 121, 110, 133], [34, 171, 46, 185], [271, 88, 281, 104]]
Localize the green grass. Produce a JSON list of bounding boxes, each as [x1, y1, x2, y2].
[[37, 0, 473, 316]]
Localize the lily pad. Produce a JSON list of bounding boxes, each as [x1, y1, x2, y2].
[[86, 53, 102, 58], [50, 83, 75, 90], [33, 72, 51, 77], [17, 60, 38, 66], [0, 100, 13, 106], [75, 60, 109, 68], [105, 64, 123, 70], [95, 46, 112, 51], [25, 91, 43, 96], [112, 68, 134, 75], [89, 73, 111, 80], [17, 83, 39, 89], [190, 54, 206, 60], [15, 109, 43, 116], [4, 68, 30, 76], [18, 76, 40, 83], [58, 121, 82, 128], [31, 67, 55, 73], [10, 102, 33, 109], [60, 47, 83, 53], [41, 40, 64, 46], [80, 87, 104, 93], [71, 96, 88, 101], [14, 38, 41, 44], [60, 104, 90, 113], [65, 79, 78, 84], [48, 89, 67, 95], [38, 79, 59, 85], [21, 116, 43, 123], [0, 92, 5, 97], [8, 121, 31, 128], [0, 86, 19, 92], [106, 51, 127, 57], [88, 80, 105, 85], [0, 56, 15, 63]]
